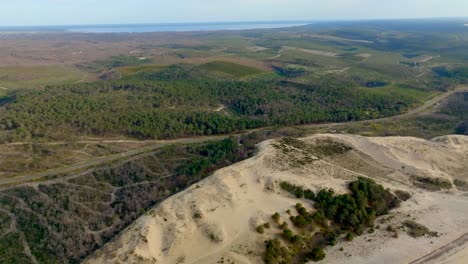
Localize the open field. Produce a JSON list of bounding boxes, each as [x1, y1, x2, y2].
[[0, 65, 88, 89], [199, 61, 264, 77]]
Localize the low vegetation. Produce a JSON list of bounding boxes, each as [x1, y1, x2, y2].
[[403, 220, 438, 238], [77, 56, 152, 73], [454, 179, 468, 191], [273, 137, 353, 167], [412, 176, 452, 191], [199, 61, 263, 77]]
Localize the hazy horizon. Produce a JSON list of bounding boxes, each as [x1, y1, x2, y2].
[[2, 0, 468, 27], [1, 17, 467, 29]]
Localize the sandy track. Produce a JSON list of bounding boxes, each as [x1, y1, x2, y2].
[[0, 135, 226, 187], [282, 46, 338, 57], [409, 233, 468, 264]]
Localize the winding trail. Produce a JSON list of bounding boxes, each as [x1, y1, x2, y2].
[[0, 135, 228, 187], [0, 86, 466, 187]]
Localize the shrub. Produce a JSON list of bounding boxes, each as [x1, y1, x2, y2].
[[282, 228, 294, 241], [280, 222, 288, 230], [412, 176, 452, 191], [280, 182, 315, 200], [272, 212, 281, 223], [257, 225, 265, 234], [345, 232, 354, 241], [264, 239, 291, 264], [403, 220, 438, 238], [394, 190, 411, 201], [306, 247, 326, 262], [291, 215, 309, 228]]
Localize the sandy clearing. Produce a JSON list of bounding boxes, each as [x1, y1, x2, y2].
[[247, 46, 268, 52], [356, 53, 372, 63], [282, 46, 338, 57], [214, 105, 226, 112], [356, 53, 372, 58], [86, 134, 468, 264], [307, 34, 374, 44], [415, 55, 434, 63], [326, 67, 350, 74]]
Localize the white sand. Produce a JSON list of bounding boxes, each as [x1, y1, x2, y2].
[[283, 46, 338, 57], [86, 134, 468, 264]]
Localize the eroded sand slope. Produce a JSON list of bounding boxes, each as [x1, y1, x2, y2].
[[86, 134, 468, 264]]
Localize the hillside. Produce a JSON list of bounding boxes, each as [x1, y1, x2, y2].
[[86, 134, 468, 264]]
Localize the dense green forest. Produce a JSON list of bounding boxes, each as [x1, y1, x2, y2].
[[0, 65, 422, 142]]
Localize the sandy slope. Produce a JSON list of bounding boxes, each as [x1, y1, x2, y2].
[[85, 134, 468, 264]]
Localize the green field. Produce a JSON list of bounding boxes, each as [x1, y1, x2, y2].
[[199, 61, 264, 77], [0, 66, 86, 90]]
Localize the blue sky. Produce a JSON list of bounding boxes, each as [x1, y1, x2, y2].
[[2, 0, 468, 26]]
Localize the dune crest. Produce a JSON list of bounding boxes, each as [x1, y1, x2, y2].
[[86, 134, 468, 264]]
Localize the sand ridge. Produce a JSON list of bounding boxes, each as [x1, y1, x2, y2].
[[85, 134, 468, 264]]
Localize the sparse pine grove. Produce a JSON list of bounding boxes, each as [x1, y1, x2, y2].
[[261, 177, 405, 263]]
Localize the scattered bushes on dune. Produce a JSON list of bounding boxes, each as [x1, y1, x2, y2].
[[263, 177, 403, 263], [412, 176, 452, 191], [403, 220, 438, 238]]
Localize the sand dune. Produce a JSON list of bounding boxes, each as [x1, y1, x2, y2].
[[86, 134, 468, 264]]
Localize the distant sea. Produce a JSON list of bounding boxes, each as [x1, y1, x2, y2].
[[0, 21, 311, 33]]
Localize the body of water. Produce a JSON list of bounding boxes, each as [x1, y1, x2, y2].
[[0, 21, 311, 33]]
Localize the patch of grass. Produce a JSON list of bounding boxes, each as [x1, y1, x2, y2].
[[394, 190, 412, 201], [395, 190, 411, 202], [454, 179, 468, 191], [199, 61, 263, 77], [412, 176, 452, 191], [340, 113, 463, 140], [273, 137, 353, 167], [0, 66, 85, 89], [77, 55, 152, 73], [359, 85, 434, 102], [403, 220, 438, 238], [306, 247, 326, 262], [257, 225, 265, 234], [118, 64, 165, 76]]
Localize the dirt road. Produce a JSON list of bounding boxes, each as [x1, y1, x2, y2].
[[0, 135, 226, 186], [409, 233, 468, 264], [1, 86, 466, 186]]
